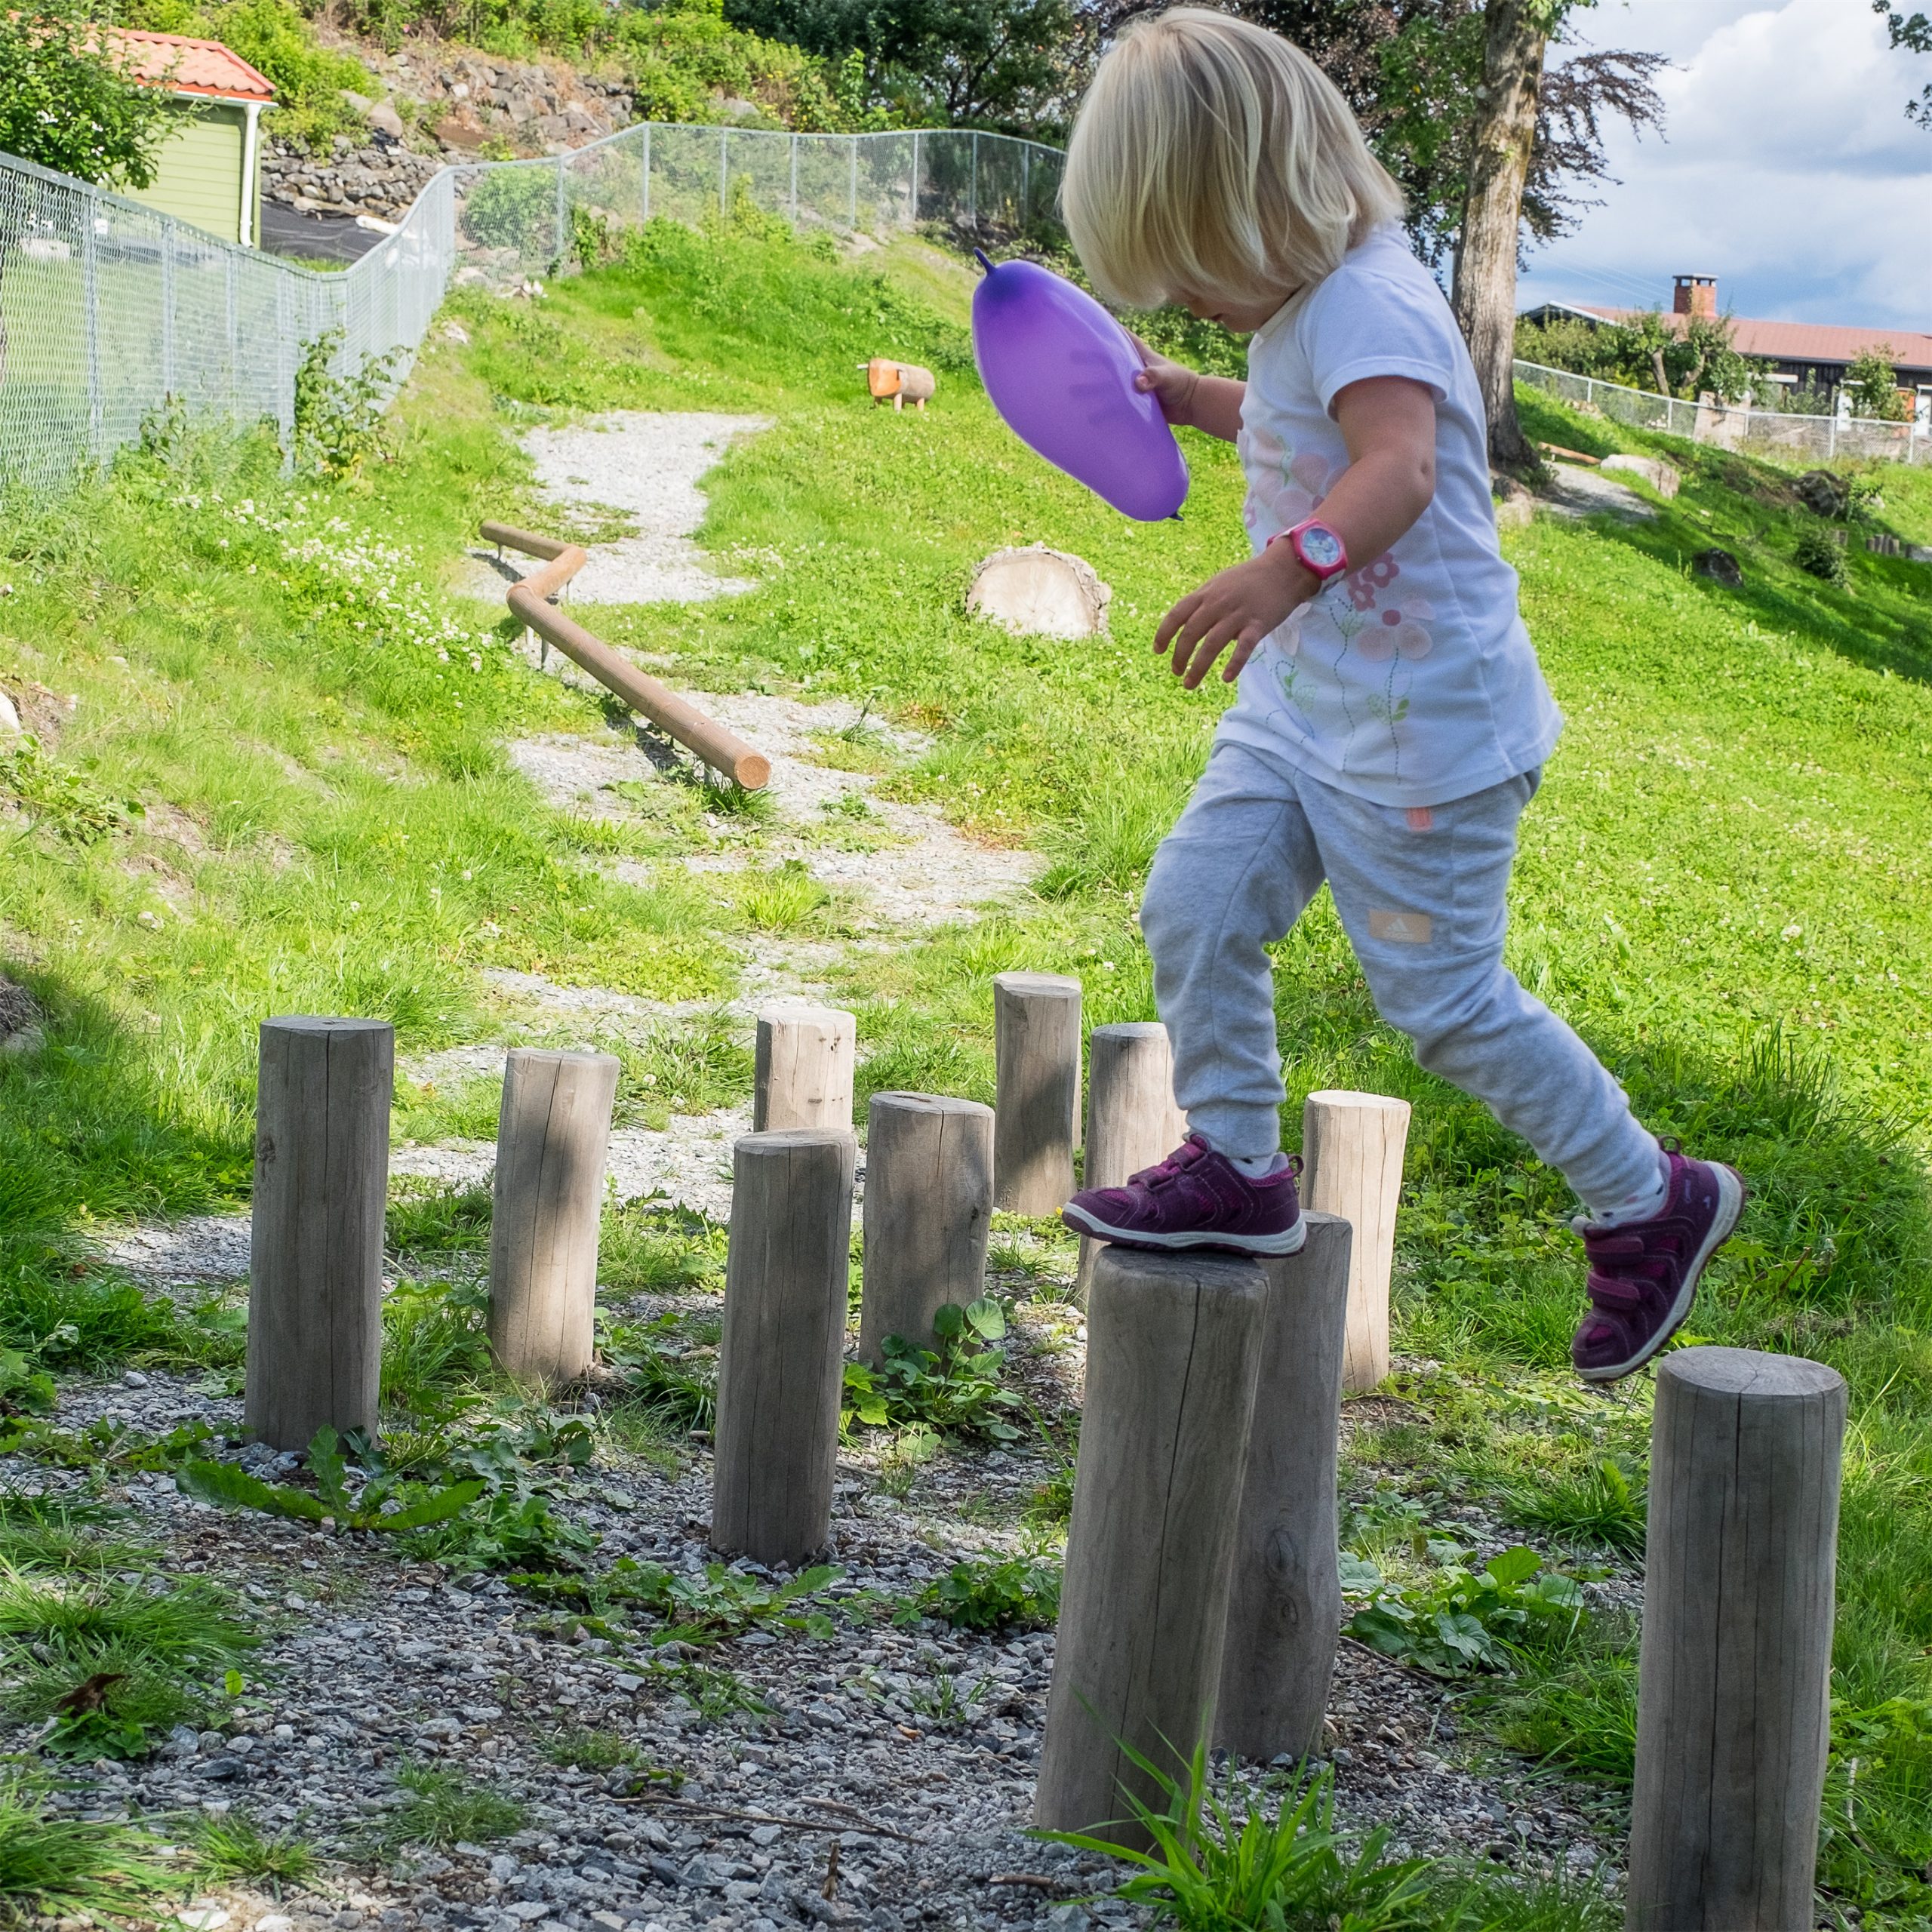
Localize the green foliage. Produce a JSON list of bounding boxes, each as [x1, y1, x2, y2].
[[544, 1724, 638, 1771], [917, 1554, 1060, 1632], [387, 1180, 494, 1261], [0, 1774, 174, 1918], [1040, 1748, 1436, 1929], [1502, 1458, 1646, 1556], [462, 166, 561, 254], [0, 0, 181, 187], [1820, 1697, 1932, 1910], [0, 736, 140, 843], [1342, 1545, 1585, 1677], [1515, 308, 1764, 402], [1843, 346, 1915, 423], [1793, 521, 1848, 583], [411, 1484, 596, 1571], [841, 1297, 1024, 1441], [380, 1275, 491, 1416], [191, 1810, 318, 1893], [176, 1426, 487, 1533], [291, 331, 402, 478], [1484, 1620, 1640, 1785], [598, 1201, 730, 1295], [512, 1555, 841, 1646], [602, 1314, 718, 1434], [0, 1567, 256, 1758], [648, 1657, 767, 1721], [374, 1764, 525, 1852]]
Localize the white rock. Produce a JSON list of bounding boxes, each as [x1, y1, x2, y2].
[[1600, 454, 1681, 498], [966, 544, 1111, 640], [0, 690, 19, 734]]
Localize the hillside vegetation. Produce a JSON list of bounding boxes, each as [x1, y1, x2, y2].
[[2, 218, 1932, 1920]]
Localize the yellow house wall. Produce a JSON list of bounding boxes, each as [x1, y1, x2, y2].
[[129, 100, 251, 245]]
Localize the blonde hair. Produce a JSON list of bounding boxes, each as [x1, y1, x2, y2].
[[1063, 8, 1404, 310]]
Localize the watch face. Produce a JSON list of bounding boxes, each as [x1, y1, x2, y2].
[[1297, 523, 1345, 572]]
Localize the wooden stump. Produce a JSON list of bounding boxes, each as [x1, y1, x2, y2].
[[1075, 1022, 1185, 1298], [1626, 1347, 1847, 1932], [1300, 1091, 1411, 1393], [858, 1093, 995, 1361], [992, 972, 1081, 1217], [1035, 1247, 1267, 1847], [752, 1005, 857, 1134], [488, 1048, 620, 1384], [711, 1128, 857, 1567], [1217, 1211, 1352, 1761], [246, 1017, 393, 1451]]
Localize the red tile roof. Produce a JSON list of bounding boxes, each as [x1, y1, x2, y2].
[[109, 27, 275, 102], [1574, 305, 1932, 373]]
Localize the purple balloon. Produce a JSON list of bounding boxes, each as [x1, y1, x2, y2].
[[971, 253, 1189, 522]]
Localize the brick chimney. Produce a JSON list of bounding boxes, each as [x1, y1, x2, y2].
[[1673, 274, 1718, 318]]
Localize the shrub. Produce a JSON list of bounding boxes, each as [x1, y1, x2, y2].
[[1842, 346, 1915, 423], [461, 166, 563, 254], [291, 330, 401, 478], [0, 2, 178, 187], [1792, 522, 1847, 584]]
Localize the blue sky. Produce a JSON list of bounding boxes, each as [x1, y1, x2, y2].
[[1515, 0, 1932, 333]]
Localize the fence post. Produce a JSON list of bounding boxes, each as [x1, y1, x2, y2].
[[1075, 1022, 1183, 1297], [1021, 146, 1030, 229], [1035, 1247, 1266, 1846], [711, 1128, 857, 1566], [789, 134, 799, 225], [992, 971, 1082, 1216], [969, 131, 978, 230], [553, 160, 566, 265], [719, 128, 730, 215], [848, 138, 858, 227], [488, 1048, 620, 1384], [752, 1004, 856, 1134], [245, 1018, 392, 1451], [641, 124, 651, 223], [1626, 1347, 1846, 1930], [1300, 1091, 1411, 1393], [858, 1093, 994, 1361], [160, 223, 176, 401], [910, 129, 921, 226], [1217, 1212, 1352, 1761]]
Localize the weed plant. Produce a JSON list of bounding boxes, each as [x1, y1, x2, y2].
[[545, 1725, 638, 1772], [0, 1774, 174, 1918], [1503, 1460, 1647, 1557], [375, 1766, 526, 1853], [191, 1810, 318, 1894], [842, 1299, 1024, 1443], [917, 1555, 1060, 1634]]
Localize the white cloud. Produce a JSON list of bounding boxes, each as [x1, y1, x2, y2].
[[1518, 0, 1932, 330]]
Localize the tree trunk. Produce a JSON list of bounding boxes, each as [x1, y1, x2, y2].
[[1452, 0, 1551, 469]]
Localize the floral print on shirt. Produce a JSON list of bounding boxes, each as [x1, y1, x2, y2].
[[1235, 421, 1435, 782]]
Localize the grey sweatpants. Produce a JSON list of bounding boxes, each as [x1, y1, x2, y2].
[[1140, 739, 1660, 1212]]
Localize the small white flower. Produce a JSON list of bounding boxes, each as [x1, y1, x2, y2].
[[1782, 923, 1803, 940]]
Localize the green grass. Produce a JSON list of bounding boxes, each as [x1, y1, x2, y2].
[[374, 1765, 526, 1852], [0, 1774, 174, 1920], [190, 1810, 319, 1894], [5, 207, 1932, 1919]]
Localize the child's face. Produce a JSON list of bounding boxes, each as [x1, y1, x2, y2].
[[1174, 287, 1291, 334]]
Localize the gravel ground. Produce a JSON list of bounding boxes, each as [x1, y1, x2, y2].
[[462, 414, 770, 605], [26, 1347, 1622, 1932]]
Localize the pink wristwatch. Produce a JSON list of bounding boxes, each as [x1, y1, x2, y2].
[[1269, 516, 1349, 582]]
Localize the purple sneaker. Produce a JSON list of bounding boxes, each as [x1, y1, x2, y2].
[[1061, 1135, 1308, 1257], [1571, 1146, 1746, 1383]]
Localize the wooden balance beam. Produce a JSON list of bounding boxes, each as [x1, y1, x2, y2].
[[481, 519, 771, 791]]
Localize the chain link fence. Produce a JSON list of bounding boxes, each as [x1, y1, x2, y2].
[[1514, 357, 1929, 469], [0, 125, 1064, 491]]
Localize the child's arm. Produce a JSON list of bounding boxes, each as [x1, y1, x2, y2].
[[1131, 340, 1245, 442], [1156, 376, 1438, 690]]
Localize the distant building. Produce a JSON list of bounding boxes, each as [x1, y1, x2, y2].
[[114, 28, 275, 247], [1521, 275, 1932, 423]]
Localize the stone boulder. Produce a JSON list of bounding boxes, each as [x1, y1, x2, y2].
[[967, 546, 1111, 641], [1795, 469, 1849, 518], [1692, 548, 1743, 589]]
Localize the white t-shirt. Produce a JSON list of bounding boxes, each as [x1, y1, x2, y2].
[[1214, 225, 1561, 808]]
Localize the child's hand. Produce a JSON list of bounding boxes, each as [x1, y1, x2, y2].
[[1129, 335, 1201, 424], [1155, 546, 1314, 689]]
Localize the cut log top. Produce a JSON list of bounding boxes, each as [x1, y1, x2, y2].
[[1304, 1088, 1410, 1115], [1661, 1346, 1845, 1401], [263, 1014, 393, 1036], [871, 1092, 986, 1120], [737, 1127, 857, 1158], [993, 971, 1081, 998], [1097, 1244, 1263, 1302]]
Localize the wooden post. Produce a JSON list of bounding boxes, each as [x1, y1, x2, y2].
[[1075, 1021, 1185, 1297], [992, 971, 1081, 1216], [1217, 1211, 1352, 1761], [1626, 1347, 1846, 1932], [711, 1128, 857, 1567], [858, 1093, 994, 1361], [488, 1048, 620, 1385], [246, 1017, 393, 1452], [1300, 1091, 1411, 1392], [1035, 1247, 1266, 1847], [752, 1005, 856, 1134]]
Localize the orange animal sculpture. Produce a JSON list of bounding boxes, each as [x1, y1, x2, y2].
[[861, 358, 936, 411]]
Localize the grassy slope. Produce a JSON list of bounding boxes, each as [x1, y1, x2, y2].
[[4, 216, 1932, 1913]]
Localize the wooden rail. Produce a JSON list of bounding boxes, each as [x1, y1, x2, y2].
[[481, 519, 771, 790]]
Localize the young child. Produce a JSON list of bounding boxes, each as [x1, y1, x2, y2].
[[1055, 9, 1743, 1382]]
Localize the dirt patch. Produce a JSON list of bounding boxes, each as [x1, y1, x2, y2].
[[461, 411, 771, 605]]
